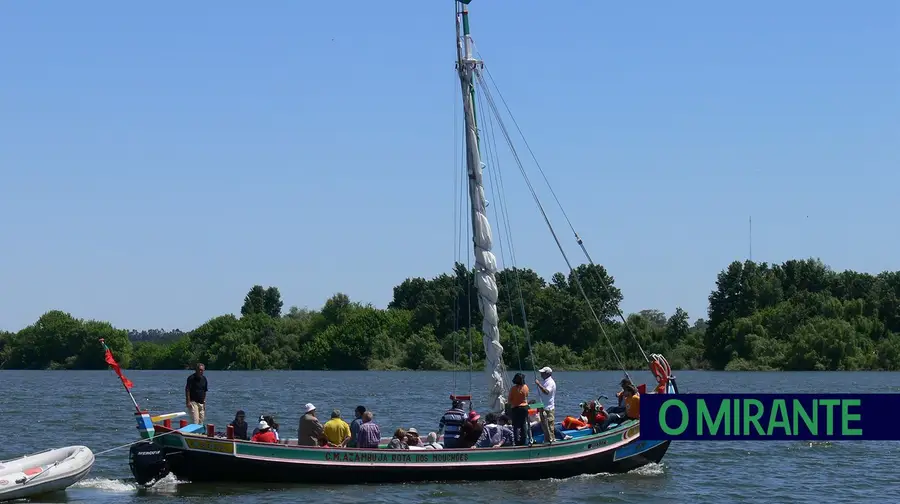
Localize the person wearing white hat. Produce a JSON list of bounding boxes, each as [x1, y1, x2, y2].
[[534, 366, 557, 441], [251, 420, 277, 443], [297, 403, 325, 446]]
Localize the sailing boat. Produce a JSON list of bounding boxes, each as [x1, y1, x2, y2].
[[123, 0, 677, 486]]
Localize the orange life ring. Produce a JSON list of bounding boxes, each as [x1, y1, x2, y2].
[[650, 360, 665, 381]]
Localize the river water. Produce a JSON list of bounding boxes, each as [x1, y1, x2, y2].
[[1, 370, 898, 503]]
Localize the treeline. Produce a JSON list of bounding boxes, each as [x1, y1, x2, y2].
[[1, 258, 898, 371]]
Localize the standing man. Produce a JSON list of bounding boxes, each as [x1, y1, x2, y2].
[[297, 403, 325, 446], [348, 405, 366, 447], [534, 366, 556, 441], [437, 399, 466, 449], [323, 409, 352, 447], [185, 363, 208, 425]]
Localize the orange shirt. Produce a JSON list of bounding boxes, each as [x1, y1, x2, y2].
[[625, 393, 640, 419], [655, 382, 666, 395], [508, 384, 529, 407], [563, 416, 588, 430]]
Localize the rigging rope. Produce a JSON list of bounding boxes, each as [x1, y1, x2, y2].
[[477, 86, 525, 376], [465, 200, 475, 402], [474, 72, 631, 378], [452, 65, 461, 393], [480, 65, 650, 365], [477, 80, 537, 381]]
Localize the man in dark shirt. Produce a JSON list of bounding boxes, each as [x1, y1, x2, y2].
[[348, 405, 366, 447], [185, 363, 208, 425]]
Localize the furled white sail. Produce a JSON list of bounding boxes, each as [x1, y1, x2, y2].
[[456, 10, 506, 414]]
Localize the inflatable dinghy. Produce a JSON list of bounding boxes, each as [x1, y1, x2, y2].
[[0, 445, 94, 502]]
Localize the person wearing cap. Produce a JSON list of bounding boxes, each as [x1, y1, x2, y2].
[[251, 420, 277, 443], [534, 366, 557, 441], [348, 405, 366, 448], [297, 403, 325, 446], [230, 410, 249, 440], [323, 409, 352, 447]]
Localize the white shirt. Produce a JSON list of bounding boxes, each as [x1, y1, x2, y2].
[[540, 376, 556, 411]]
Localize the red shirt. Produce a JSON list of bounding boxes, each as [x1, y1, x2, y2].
[[252, 430, 277, 443]]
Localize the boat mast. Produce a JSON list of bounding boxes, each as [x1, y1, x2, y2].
[[455, 0, 506, 414]]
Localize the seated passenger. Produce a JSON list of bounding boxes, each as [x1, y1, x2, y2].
[[230, 410, 249, 440], [458, 411, 483, 448], [473, 413, 513, 448], [497, 414, 514, 446], [406, 427, 425, 449], [252, 414, 280, 442], [423, 432, 443, 449], [264, 415, 281, 443], [607, 378, 632, 415], [600, 384, 639, 430], [388, 428, 409, 449], [586, 400, 608, 429], [251, 420, 278, 443], [625, 384, 640, 420], [562, 414, 589, 430]]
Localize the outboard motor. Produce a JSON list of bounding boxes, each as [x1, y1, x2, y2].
[[129, 441, 169, 486]]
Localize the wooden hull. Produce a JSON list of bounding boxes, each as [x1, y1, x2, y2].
[[147, 421, 669, 484]]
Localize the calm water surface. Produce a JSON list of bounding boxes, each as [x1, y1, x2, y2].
[[1, 370, 898, 503]]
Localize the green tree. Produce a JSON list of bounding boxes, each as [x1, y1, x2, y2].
[[264, 287, 283, 318], [3, 258, 898, 372], [241, 285, 267, 316]]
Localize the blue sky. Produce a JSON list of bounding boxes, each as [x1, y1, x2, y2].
[[1, 0, 897, 332]]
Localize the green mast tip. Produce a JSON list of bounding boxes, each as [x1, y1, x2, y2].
[[458, 0, 472, 4]]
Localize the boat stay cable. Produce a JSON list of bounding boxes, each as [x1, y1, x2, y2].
[[477, 81, 533, 379], [473, 72, 630, 377], [480, 64, 651, 365]]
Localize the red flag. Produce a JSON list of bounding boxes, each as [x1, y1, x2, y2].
[[105, 348, 134, 390]]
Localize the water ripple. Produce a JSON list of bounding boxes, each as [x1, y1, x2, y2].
[[0, 370, 898, 503]]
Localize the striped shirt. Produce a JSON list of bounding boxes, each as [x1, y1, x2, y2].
[[439, 407, 466, 441], [356, 421, 381, 449]]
